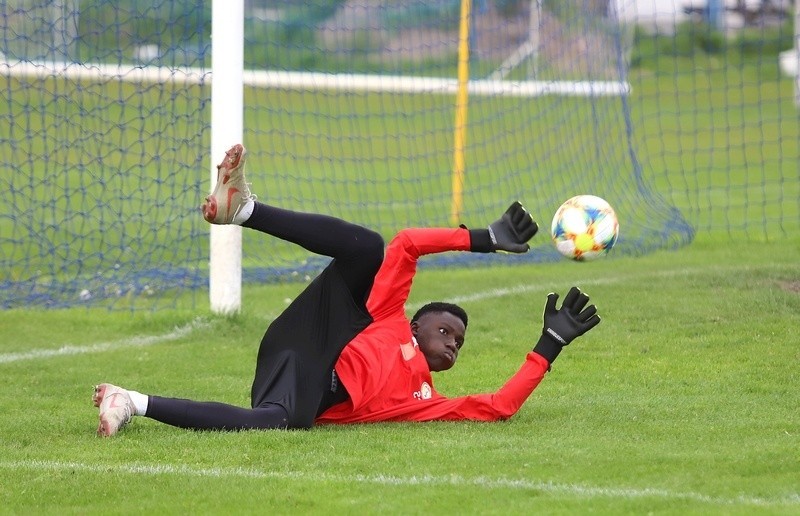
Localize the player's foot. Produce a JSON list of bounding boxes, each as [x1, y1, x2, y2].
[[93, 383, 134, 437], [202, 143, 255, 224]]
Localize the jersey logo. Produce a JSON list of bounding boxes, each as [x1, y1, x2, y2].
[[400, 341, 416, 360], [413, 382, 432, 400]]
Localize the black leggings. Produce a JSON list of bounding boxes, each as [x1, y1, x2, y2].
[[243, 203, 383, 305], [145, 202, 384, 431]]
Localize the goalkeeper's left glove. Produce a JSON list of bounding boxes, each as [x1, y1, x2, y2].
[[533, 286, 601, 366]]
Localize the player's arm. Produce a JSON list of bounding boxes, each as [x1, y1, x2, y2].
[[395, 287, 602, 421], [367, 227, 472, 319], [384, 201, 538, 264], [485, 286, 601, 417], [380, 201, 538, 267], [380, 352, 551, 422], [367, 203, 538, 320]]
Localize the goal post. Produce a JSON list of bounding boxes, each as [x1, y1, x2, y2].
[[209, 0, 244, 314], [450, 0, 472, 225]]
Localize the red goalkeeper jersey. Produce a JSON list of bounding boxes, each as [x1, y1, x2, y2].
[[316, 227, 550, 425]]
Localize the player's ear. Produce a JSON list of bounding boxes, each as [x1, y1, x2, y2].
[[410, 320, 419, 336]]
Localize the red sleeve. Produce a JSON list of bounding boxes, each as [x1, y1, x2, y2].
[[366, 228, 471, 322], [320, 351, 552, 424], [395, 352, 550, 422]]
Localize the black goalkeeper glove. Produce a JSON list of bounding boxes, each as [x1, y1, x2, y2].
[[465, 201, 538, 253], [533, 286, 601, 366], [489, 201, 538, 253]]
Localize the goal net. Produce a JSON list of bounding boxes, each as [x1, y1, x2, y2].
[[4, 0, 794, 310]]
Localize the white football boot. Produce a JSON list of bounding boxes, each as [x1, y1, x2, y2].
[[201, 143, 255, 224], [93, 383, 135, 437]]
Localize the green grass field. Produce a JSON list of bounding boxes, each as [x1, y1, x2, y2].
[[1, 236, 798, 513], [2, 19, 799, 512]]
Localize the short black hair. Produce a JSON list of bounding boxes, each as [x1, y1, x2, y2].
[[411, 302, 468, 330]]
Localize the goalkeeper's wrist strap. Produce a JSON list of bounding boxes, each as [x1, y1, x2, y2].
[[461, 226, 494, 253], [533, 332, 563, 366]]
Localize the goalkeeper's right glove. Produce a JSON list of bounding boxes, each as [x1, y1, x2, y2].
[[533, 286, 601, 366]]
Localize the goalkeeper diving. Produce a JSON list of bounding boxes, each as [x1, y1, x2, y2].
[[93, 144, 601, 435]]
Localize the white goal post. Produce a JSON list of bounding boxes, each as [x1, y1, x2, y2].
[[209, 0, 244, 314]]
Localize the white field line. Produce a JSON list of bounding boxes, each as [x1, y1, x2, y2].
[[0, 318, 209, 364], [0, 459, 797, 507]]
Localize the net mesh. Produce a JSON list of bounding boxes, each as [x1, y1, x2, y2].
[[1, 0, 796, 309]]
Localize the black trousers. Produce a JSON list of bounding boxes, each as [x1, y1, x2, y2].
[[146, 202, 384, 431]]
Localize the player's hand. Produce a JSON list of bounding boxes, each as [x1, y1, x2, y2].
[[533, 286, 601, 365], [488, 201, 538, 253]]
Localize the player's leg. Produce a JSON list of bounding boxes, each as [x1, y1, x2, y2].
[[244, 203, 385, 428], [243, 205, 383, 428], [144, 396, 289, 431], [201, 143, 383, 303], [243, 202, 384, 304], [249, 285, 370, 430], [93, 383, 289, 436]]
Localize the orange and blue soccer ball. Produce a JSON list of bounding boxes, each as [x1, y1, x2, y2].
[[550, 195, 619, 261]]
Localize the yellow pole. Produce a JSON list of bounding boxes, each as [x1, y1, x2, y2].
[[450, 0, 471, 225]]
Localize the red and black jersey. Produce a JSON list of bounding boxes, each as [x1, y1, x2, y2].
[[316, 227, 550, 424]]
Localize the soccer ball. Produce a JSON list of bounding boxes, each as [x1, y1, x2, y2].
[[550, 195, 619, 261]]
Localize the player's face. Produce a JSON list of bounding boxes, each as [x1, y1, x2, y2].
[[411, 311, 466, 372]]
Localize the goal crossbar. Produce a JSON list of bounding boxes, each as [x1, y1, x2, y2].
[[1, 60, 630, 97]]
